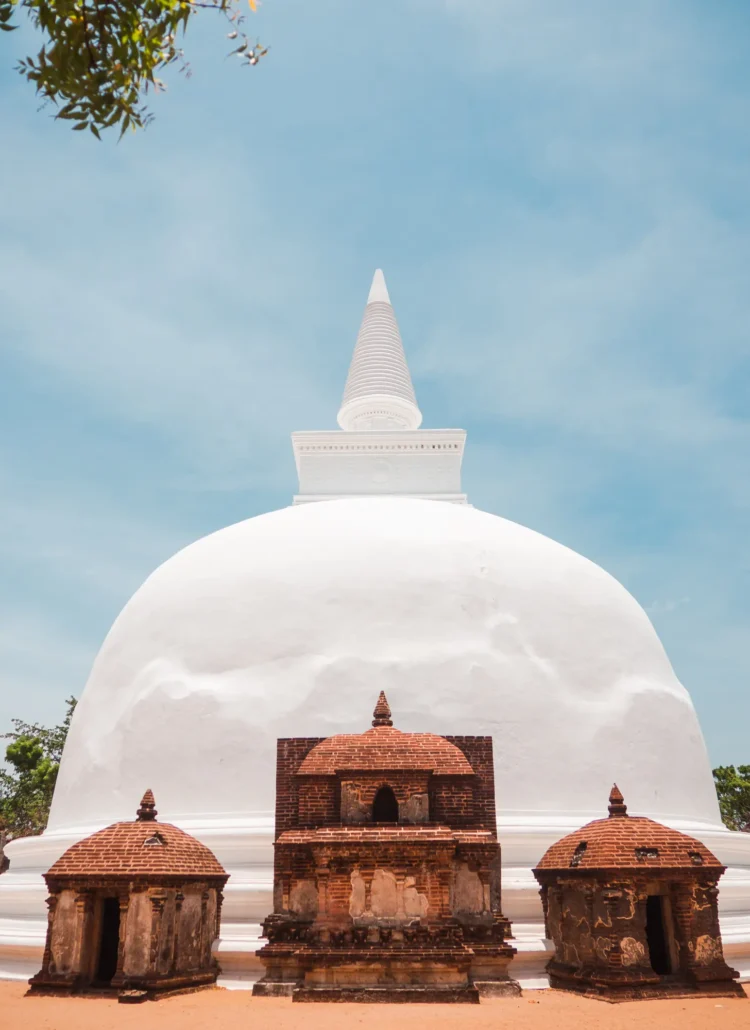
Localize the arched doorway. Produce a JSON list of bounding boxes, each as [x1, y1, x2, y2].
[[95, 897, 121, 985], [645, 895, 674, 975], [372, 786, 399, 823]]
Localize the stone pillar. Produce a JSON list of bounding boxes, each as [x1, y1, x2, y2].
[[73, 891, 95, 978], [315, 863, 330, 917], [480, 867, 491, 914], [438, 867, 452, 919], [201, 890, 212, 967], [313, 852, 332, 943], [395, 868, 406, 920], [703, 882, 724, 940], [216, 889, 225, 933], [602, 887, 624, 976], [281, 873, 291, 914], [171, 891, 184, 974], [672, 888, 697, 975], [41, 894, 58, 973], [113, 892, 130, 984], [148, 891, 167, 972]]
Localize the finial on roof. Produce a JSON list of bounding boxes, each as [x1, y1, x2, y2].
[[608, 784, 628, 818], [337, 269, 422, 431], [137, 789, 158, 822], [372, 691, 393, 728]]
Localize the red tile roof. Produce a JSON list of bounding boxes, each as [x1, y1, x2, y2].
[[535, 786, 722, 873], [297, 726, 474, 776], [46, 792, 227, 881]]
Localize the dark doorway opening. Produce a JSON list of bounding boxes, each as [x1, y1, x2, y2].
[[96, 897, 121, 984], [373, 786, 399, 823], [645, 895, 672, 975]]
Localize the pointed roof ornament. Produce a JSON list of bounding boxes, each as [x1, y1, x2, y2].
[[372, 691, 393, 728], [337, 269, 423, 431], [367, 268, 391, 305], [136, 789, 158, 822], [607, 784, 628, 818]]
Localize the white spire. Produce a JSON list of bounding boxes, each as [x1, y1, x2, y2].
[[337, 269, 423, 431], [367, 268, 391, 304], [292, 268, 467, 505]]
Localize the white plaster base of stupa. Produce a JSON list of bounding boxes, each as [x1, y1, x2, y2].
[[2, 814, 750, 989]]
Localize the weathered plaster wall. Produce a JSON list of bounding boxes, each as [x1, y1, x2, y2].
[[49, 890, 79, 975], [122, 890, 151, 977]]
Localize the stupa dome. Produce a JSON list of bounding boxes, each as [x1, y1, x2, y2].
[[48, 496, 720, 835]]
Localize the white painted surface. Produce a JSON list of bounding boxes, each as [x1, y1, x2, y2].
[[337, 270, 422, 431], [367, 268, 391, 305], [45, 497, 723, 833], [292, 429, 467, 504]]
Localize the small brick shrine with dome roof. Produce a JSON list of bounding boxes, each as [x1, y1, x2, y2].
[[533, 786, 743, 1001], [254, 692, 518, 1002], [28, 791, 227, 1001]]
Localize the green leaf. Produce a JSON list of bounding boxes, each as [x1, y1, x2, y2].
[[13, 0, 268, 137]]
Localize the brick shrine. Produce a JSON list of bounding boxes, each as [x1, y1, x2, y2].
[[533, 785, 744, 1002], [28, 790, 228, 1002], [253, 692, 518, 1002]]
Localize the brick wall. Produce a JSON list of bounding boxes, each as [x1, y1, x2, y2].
[[341, 772, 431, 821], [297, 776, 339, 827], [275, 738, 326, 837], [444, 736, 496, 833], [430, 778, 476, 826]]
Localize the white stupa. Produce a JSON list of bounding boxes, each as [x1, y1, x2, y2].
[[2, 271, 749, 986]]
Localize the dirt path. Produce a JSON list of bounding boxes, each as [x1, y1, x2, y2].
[[4, 982, 748, 1030]]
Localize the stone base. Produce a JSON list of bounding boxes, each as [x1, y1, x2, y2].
[[549, 977, 747, 1004], [474, 979, 522, 998], [27, 973, 219, 1002], [118, 989, 149, 1004], [252, 980, 295, 997], [293, 985, 480, 1003]]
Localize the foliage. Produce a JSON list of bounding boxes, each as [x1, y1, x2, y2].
[[0, 0, 267, 138], [713, 765, 750, 833], [0, 696, 77, 843]]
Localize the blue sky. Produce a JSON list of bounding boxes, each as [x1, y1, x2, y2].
[[0, 1, 748, 763]]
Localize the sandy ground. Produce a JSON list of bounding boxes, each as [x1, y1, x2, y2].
[[3, 982, 749, 1030]]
